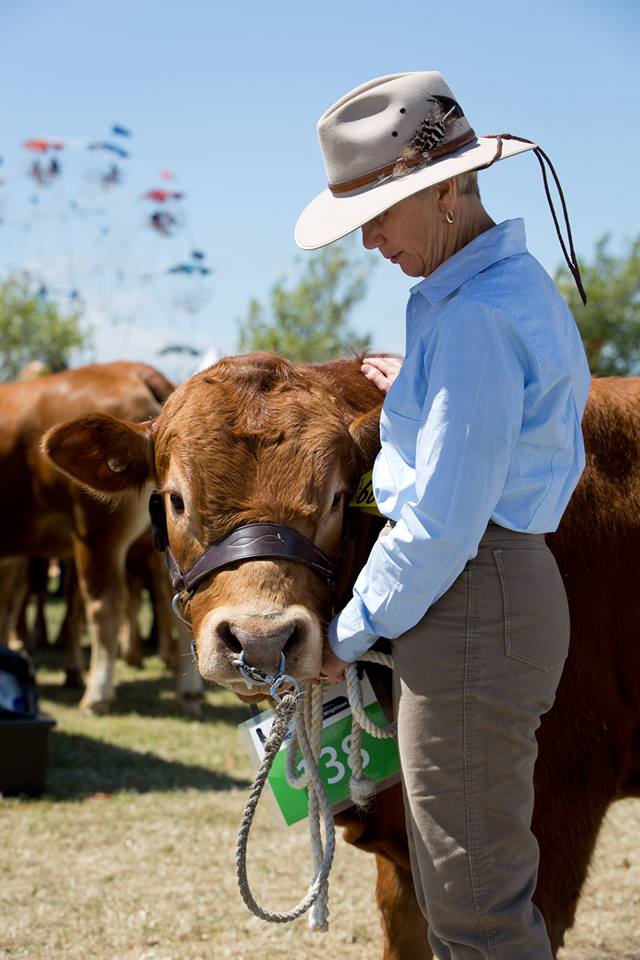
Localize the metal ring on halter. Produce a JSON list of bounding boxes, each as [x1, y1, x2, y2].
[[232, 650, 301, 702], [172, 591, 193, 626], [232, 649, 286, 687], [269, 673, 301, 703]]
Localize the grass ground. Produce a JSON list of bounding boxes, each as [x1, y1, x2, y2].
[[1, 631, 638, 959]]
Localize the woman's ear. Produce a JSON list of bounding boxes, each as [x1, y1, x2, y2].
[[349, 405, 382, 470], [434, 175, 458, 214]]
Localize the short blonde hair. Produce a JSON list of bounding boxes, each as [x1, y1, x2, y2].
[[418, 170, 480, 203], [456, 170, 480, 198]]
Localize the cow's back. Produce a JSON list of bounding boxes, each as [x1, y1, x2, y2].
[[0, 361, 174, 554], [547, 376, 640, 795]]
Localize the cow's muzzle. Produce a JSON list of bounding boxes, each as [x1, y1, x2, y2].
[[196, 605, 322, 686], [216, 612, 307, 675]]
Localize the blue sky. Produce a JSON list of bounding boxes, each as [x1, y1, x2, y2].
[[0, 0, 638, 380]]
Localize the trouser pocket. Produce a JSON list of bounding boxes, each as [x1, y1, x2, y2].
[[493, 546, 570, 673]]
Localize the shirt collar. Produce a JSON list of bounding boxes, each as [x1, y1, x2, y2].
[[411, 218, 527, 305]]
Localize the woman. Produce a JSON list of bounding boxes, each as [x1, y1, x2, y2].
[[295, 72, 591, 959]]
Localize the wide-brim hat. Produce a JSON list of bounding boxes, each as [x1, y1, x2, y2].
[[295, 71, 536, 250]]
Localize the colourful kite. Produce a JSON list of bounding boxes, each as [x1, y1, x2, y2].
[[23, 138, 64, 153], [88, 142, 129, 159], [142, 189, 184, 203]]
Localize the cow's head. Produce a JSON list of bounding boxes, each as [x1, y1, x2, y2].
[[44, 354, 381, 695]]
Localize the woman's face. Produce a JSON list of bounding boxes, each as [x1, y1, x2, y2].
[[360, 186, 450, 278]]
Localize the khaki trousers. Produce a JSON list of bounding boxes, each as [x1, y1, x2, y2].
[[392, 523, 570, 960]]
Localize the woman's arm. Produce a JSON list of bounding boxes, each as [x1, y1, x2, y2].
[[327, 301, 526, 665]]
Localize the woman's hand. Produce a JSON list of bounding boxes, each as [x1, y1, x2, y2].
[[318, 643, 351, 684], [361, 356, 403, 396]]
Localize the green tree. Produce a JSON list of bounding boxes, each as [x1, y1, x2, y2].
[[0, 274, 87, 381], [555, 235, 640, 376], [237, 240, 373, 362]]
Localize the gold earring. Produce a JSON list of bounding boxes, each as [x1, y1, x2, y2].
[[445, 210, 455, 224]]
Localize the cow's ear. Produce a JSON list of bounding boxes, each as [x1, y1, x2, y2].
[[43, 414, 155, 494], [348, 405, 382, 470]]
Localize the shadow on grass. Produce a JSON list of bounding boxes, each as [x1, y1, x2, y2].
[[37, 670, 255, 726], [42, 729, 251, 800]]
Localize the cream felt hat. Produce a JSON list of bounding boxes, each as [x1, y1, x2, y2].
[[295, 71, 537, 251]]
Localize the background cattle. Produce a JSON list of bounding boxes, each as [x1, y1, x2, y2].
[[0, 360, 202, 714], [6, 534, 181, 679], [42, 354, 640, 958]]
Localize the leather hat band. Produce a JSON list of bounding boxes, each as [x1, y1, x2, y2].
[[328, 129, 477, 196]]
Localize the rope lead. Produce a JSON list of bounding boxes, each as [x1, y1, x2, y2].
[[235, 650, 395, 932]]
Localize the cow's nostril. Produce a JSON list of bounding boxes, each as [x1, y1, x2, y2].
[[217, 619, 297, 675], [218, 621, 242, 654], [283, 626, 300, 660]]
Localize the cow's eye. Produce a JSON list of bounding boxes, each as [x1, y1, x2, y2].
[[169, 493, 185, 515], [331, 492, 343, 511]]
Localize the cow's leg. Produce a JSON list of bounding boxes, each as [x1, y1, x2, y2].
[[26, 557, 50, 651], [8, 558, 50, 654], [10, 593, 31, 652], [121, 571, 144, 668], [73, 539, 128, 714], [49, 559, 70, 648], [175, 618, 204, 716], [0, 557, 30, 650], [147, 553, 177, 671], [30, 595, 49, 651], [375, 854, 431, 960], [123, 532, 202, 712], [56, 560, 85, 689]]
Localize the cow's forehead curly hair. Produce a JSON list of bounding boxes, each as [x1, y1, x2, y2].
[[153, 353, 355, 532]]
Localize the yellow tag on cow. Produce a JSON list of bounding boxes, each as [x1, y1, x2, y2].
[[349, 470, 384, 517]]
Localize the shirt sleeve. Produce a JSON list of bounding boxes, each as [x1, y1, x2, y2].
[[328, 299, 526, 663]]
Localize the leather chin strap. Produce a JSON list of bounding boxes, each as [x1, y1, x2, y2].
[[149, 493, 335, 598], [477, 134, 587, 306]]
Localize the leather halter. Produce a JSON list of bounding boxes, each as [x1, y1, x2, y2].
[[149, 492, 335, 598]]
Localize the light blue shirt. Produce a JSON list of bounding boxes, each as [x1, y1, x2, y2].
[[329, 218, 591, 663]]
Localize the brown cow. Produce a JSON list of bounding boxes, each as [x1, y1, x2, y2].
[[0, 360, 202, 714], [123, 530, 183, 671], [42, 534, 180, 675], [3, 556, 50, 654], [43, 354, 640, 957]]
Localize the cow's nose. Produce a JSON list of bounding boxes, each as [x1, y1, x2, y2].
[[219, 619, 296, 675]]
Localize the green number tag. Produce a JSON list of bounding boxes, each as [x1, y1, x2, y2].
[[239, 677, 400, 826], [349, 470, 384, 517]]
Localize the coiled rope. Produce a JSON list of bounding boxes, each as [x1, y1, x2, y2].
[[235, 649, 394, 932]]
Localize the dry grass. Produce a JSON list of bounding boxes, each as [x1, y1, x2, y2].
[[0, 649, 638, 960], [558, 798, 640, 960]]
